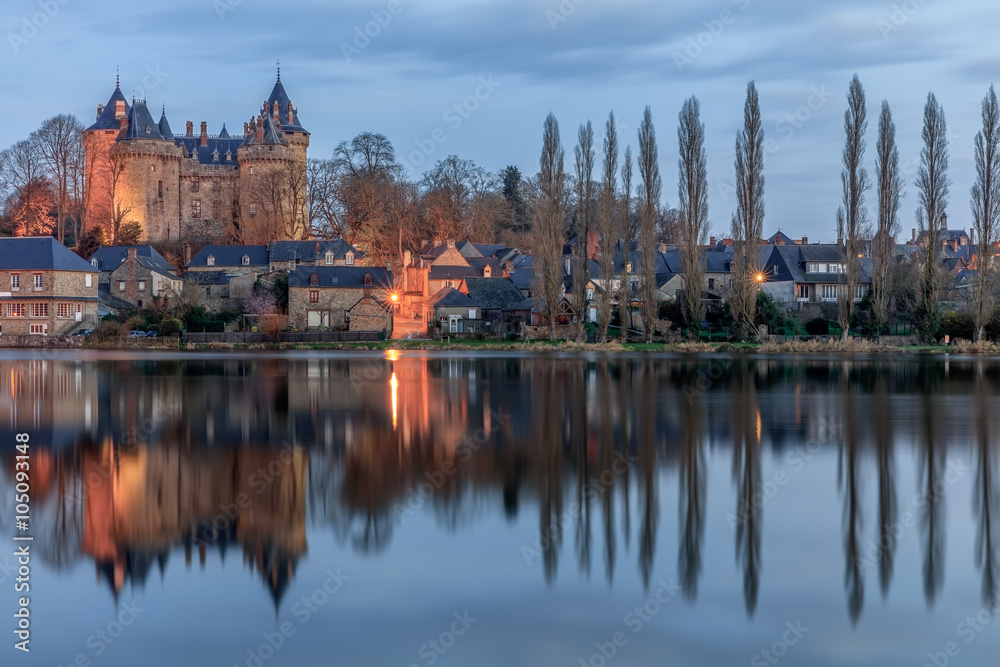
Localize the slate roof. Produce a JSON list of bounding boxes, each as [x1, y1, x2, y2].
[[0, 237, 96, 272], [468, 257, 501, 276], [269, 239, 361, 263], [463, 278, 524, 310], [185, 271, 231, 285], [90, 245, 177, 274], [266, 77, 307, 134], [122, 100, 169, 141], [765, 245, 872, 284], [769, 231, 796, 245], [429, 265, 479, 281], [506, 297, 540, 311], [158, 108, 173, 138], [87, 83, 130, 131], [97, 284, 137, 310], [426, 287, 478, 309], [188, 246, 269, 268], [175, 135, 243, 166], [508, 267, 535, 291], [288, 267, 392, 289]]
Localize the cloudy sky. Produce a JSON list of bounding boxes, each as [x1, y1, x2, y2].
[[3, 0, 999, 240]]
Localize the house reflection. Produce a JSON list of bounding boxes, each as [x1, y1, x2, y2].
[[1, 354, 1000, 621]]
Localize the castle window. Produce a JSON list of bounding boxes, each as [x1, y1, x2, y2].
[[212, 200, 221, 219], [207, 255, 215, 266], [192, 199, 201, 218], [242, 255, 250, 266], [212, 177, 220, 191], [192, 176, 200, 193], [159, 200, 164, 213], [150, 165, 156, 172], [212, 150, 219, 162], [157, 180, 163, 199], [249, 166, 254, 175]]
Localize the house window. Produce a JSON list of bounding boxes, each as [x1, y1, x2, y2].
[[242, 255, 250, 266], [138, 280, 146, 292], [586, 287, 594, 301], [708, 278, 715, 290], [57, 303, 72, 318], [445, 281, 453, 288], [85, 274, 93, 287], [325, 252, 334, 265], [10, 274, 19, 291], [807, 263, 819, 273], [7, 303, 25, 317], [249, 203, 257, 217], [796, 284, 810, 300], [29, 303, 48, 318], [631, 281, 638, 294], [192, 199, 201, 218], [34, 274, 43, 290], [192, 176, 200, 192], [822, 285, 838, 300], [309, 290, 319, 303], [854, 285, 865, 300], [207, 255, 215, 266], [118, 281, 126, 292], [309, 273, 319, 286], [346, 253, 354, 266], [29, 324, 47, 335]]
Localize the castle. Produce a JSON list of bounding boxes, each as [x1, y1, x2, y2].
[[83, 66, 310, 244]]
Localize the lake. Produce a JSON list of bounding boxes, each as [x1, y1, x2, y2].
[[1, 350, 998, 666]]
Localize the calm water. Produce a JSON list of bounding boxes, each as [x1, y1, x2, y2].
[[1, 350, 999, 666]]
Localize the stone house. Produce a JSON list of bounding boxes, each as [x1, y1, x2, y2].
[[425, 287, 482, 333], [288, 267, 393, 331], [268, 239, 363, 272], [90, 245, 178, 284], [0, 237, 99, 336], [185, 245, 269, 311], [348, 294, 393, 334], [762, 244, 872, 308], [107, 247, 182, 309]]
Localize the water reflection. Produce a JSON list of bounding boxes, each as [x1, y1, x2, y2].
[[3, 353, 1000, 626]]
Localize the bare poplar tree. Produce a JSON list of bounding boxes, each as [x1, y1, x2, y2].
[[533, 113, 568, 340], [619, 146, 634, 342], [971, 85, 1000, 342], [637, 107, 662, 343], [836, 75, 870, 342], [678, 96, 709, 338], [730, 82, 766, 340], [914, 93, 950, 343], [573, 121, 595, 340], [872, 101, 903, 339], [597, 112, 619, 343]]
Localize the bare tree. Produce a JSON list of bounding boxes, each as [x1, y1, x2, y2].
[[307, 158, 341, 238], [914, 93, 950, 343], [678, 96, 709, 338], [872, 101, 903, 339], [533, 113, 568, 340], [596, 112, 619, 342], [837, 75, 870, 342], [637, 107, 662, 342], [420, 155, 496, 241], [972, 85, 1000, 342], [619, 146, 634, 342], [573, 121, 595, 340], [730, 82, 766, 340], [33, 115, 85, 244]]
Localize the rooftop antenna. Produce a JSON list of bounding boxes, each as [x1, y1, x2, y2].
[[276, 58, 281, 82]]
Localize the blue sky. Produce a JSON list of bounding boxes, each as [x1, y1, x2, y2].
[[3, 0, 1000, 240]]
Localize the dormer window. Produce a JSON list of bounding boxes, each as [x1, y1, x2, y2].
[[363, 273, 373, 287], [91, 259, 99, 268], [346, 252, 355, 266], [212, 150, 220, 162], [309, 273, 319, 286], [242, 255, 250, 266], [207, 255, 215, 266], [325, 251, 334, 265]]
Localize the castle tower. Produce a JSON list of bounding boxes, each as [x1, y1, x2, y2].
[[83, 77, 131, 239]]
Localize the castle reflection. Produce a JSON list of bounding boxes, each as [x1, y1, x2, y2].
[[2, 353, 999, 620]]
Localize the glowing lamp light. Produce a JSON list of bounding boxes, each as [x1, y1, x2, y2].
[[756, 274, 764, 283], [391, 293, 400, 302]]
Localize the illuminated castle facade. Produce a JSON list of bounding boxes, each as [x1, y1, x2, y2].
[[83, 68, 310, 244]]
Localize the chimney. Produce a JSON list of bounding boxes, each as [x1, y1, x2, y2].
[[710, 236, 716, 247], [403, 250, 411, 268], [96, 103, 103, 120], [587, 230, 599, 260], [505, 260, 514, 275], [184, 243, 191, 266], [243, 121, 249, 137], [255, 117, 264, 143], [420, 239, 429, 249], [287, 102, 294, 125], [200, 121, 208, 147], [127, 247, 138, 260], [446, 239, 455, 248], [433, 237, 441, 248], [801, 236, 808, 245], [657, 242, 666, 253], [186, 121, 193, 137], [912, 228, 917, 243], [837, 237, 843, 249], [115, 100, 126, 118]]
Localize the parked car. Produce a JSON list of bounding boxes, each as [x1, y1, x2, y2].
[[128, 330, 146, 337], [71, 329, 93, 337], [145, 330, 158, 337]]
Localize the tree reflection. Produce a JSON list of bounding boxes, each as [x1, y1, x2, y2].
[[732, 361, 761, 617], [873, 366, 897, 599], [678, 365, 705, 600], [918, 368, 945, 607], [637, 360, 659, 591], [974, 365, 999, 609], [839, 367, 863, 624]]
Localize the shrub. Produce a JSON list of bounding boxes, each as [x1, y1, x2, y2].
[[805, 317, 830, 336], [939, 311, 975, 341]]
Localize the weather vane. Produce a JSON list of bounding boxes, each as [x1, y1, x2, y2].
[[276, 58, 281, 82]]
